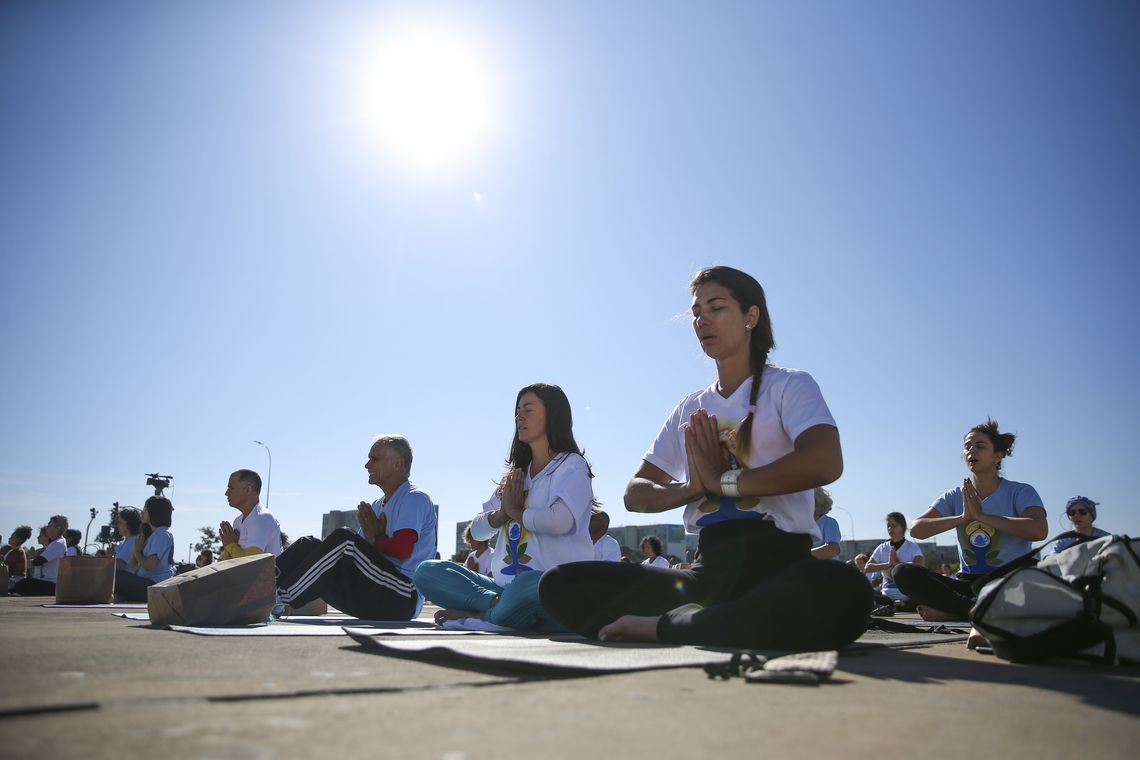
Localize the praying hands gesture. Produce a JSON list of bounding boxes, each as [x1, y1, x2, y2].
[[499, 468, 527, 523], [219, 520, 239, 548], [685, 409, 728, 496], [962, 478, 984, 524], [357, 501, 387, 542]]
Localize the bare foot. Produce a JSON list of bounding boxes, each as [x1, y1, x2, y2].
[[433, 608, 484, 626], [597, 615, 661, 642], [916, 605, 958, 622]]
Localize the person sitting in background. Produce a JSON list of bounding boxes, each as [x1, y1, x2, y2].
[[940, 562, 955, 576], [1052, 496, 1109, 554], [3, 526, 32, 589], [219, 469, 281, 560], [849, 552, 882, 587], [195, 549, 214, 568], [11, 516, 69, 596], [864, 512, 925, 610], [811, 487, 842, 559], [640, 535, 670, 568], [113, 508, 142, 571], [591, 509, 622, 562], [64, 529, 83, 557], [895, 419, 1046, 622], [115, 497, 176, 602], [462, 525, 495, 577], [415, 383, 596, 631], [275, 435, 437, 621]]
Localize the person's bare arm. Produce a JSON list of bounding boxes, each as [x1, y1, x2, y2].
[[910, 506, 964, 540], [811, 543, 840, 559], [624, 458, 702, 514]]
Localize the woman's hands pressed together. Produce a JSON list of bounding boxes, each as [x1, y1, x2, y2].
[[499, 468, 527, 522], [685, 409, 728, 496]]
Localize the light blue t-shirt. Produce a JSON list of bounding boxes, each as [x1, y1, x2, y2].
[[814, 514, 843, 560], [362, 481, 438, 614], [137, 527, 175, 582], [1052, 527, 1110, 554], [114, 535, 136, 565], [932, 479, 1044, 574]]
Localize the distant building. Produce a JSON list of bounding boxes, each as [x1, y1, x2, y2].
[[321, 510, 359, 539]]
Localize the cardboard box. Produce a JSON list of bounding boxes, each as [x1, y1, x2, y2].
[[55, 556, 116, 604], [147, 553, 276, 626]]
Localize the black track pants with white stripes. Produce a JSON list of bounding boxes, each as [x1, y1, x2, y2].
[[275, 528, 417, 620]]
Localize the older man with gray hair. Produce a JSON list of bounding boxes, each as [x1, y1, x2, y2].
[[274, 435, 438, 620]]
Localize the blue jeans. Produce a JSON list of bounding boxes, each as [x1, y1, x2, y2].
[[413, 560, 568, 633]]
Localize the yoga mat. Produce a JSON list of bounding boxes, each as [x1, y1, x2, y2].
[[344, 631, 729, 675], [44, 603, 148, 609], [113, 612, 471, 637], [167, 624, 517, 637], [344, 628, 969, 676]]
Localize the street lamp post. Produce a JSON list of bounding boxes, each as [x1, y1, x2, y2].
[[253, 440, 272, 510]]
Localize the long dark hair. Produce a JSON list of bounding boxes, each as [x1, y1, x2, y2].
[[507, 383, 588, 474], [690, 266, 775, 459]]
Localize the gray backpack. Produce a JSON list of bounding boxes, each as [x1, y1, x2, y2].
[[970, 533, 1140, 664]]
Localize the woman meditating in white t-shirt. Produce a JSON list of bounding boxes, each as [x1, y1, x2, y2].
[[864, 512, 924, 610], [538, 266, 870, 649], [414, 383, 596, 632]]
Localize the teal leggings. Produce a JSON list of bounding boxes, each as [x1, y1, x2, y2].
[[413, 560, 568, 633]]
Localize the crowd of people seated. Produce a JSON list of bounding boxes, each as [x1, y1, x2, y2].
[[2, 267, 1115, 649]]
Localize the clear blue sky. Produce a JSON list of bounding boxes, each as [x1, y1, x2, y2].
[[3, 1, 1138, 561]]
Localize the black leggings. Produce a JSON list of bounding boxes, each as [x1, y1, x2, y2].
[[114, 570, 156, 602], [538, 521, 872, 650], [10, 578, 56, 596], [891, 563, 982, 619]]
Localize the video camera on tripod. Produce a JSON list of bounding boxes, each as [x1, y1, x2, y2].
[[146, 473, 173, 496]]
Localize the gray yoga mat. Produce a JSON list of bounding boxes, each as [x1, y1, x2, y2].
[[344, 631, 733, 674], [112, 613, 469, 637], [344, 628, 969, 676], [44, 603, 148, 609]]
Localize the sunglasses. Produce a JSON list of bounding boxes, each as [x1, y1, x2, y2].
[[1067, 508, 1090, 517]]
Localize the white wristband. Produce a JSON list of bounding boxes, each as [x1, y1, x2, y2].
[[720, 469, 742, 498]]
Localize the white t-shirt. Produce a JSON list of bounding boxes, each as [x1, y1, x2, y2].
[[642, 555, 670, 568], [470, 453, 595, 585], [65, 546, 80, 557], [466, 546, 495, 575], [37, 538, 67, 583], [593, 535, 622, 562], [232, 503, 282, 557], [644, 367, 837, 541], [869, 539, 924, 600]]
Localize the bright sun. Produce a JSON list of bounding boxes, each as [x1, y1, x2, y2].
[[360, 27, 495, 170]]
